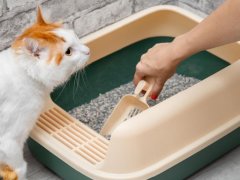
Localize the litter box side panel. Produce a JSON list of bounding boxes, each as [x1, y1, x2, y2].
[[151, 128, 240, 180], [27, 127, 240, 180], [99, 61, 240, 177], [27, 138, 91, 180], [82, 5, 240, 65]]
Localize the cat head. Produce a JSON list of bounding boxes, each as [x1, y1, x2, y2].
[[12, 7, 90, 90]]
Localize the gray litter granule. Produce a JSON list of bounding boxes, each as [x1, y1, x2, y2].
[[68, 74, 200, 133]]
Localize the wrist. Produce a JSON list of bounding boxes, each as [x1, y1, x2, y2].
[[172, 34, 195, 64]]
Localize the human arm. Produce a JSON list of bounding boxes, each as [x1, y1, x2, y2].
[[134, 0, 240, 99]]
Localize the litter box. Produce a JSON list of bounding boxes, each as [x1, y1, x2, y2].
[[28, 5, 240, 180]]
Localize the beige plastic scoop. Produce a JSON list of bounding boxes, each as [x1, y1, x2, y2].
[[100, 79, 153, 136]]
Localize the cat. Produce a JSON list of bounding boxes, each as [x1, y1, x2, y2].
[[0, 7, 90, 180]]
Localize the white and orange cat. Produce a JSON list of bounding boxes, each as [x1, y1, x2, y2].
[[0, 7, 89, 180]]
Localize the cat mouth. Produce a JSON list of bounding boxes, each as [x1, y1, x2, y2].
[[76, 57, 89, 70], [82, 53, 90, 63]]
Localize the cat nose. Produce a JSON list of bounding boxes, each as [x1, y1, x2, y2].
[[81, 46, 90, 55]]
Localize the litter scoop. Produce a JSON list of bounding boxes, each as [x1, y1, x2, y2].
[[100, 79, 154, 136]]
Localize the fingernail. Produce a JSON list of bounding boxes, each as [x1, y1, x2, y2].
[[151, 94, 158, 100]]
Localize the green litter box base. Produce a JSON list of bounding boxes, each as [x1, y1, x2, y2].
[[28, 37, 239, 180], [28, 128, 240, 180]]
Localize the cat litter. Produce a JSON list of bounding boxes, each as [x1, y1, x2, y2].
[[68, 74, 200, 134]]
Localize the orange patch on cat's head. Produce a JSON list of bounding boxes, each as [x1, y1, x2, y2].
[[55, 52, 63, 65], [12, 7, 65, 65]]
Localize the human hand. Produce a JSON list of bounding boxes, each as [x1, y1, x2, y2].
[[134, 0, 240, 100], [133, 41, 186, 100]]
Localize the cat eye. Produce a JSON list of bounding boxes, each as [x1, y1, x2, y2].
[[65, 47, 72, 56]]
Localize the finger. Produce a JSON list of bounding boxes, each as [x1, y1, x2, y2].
[[134, 62, 156, 85], [140, 53, 151, 63], [138, 59, 157, 74], [147, 47, 154, 53], [139, 53, 161, 76], [140, 54, 146, 59], [150, 79, 164, 100], [133, 61, 146, 85], [133, 70, 144, 86]]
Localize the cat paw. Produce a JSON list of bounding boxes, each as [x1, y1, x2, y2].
[[0, 164, 18, 180]]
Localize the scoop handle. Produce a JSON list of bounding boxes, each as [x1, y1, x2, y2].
[[134, 77, 154, 103]]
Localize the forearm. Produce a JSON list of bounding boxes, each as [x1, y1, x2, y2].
[[173, 0, 240, 61]]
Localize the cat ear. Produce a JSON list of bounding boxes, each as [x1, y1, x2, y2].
[[36, 6, 47, 25], [23, 38, 45, 58]]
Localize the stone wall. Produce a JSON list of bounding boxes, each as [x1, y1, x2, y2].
[[0, 0, 224, 51]]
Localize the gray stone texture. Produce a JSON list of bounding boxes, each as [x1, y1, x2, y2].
[[0, 10, 35, 50], [0, 0, 225, 51], [74, 0, 133, 37], [179, 0, 224, 14], [6, 0, 36, 10], [0, 0, 3, 16], [134, 0, 177, 12], [41, 0, 108, 22]]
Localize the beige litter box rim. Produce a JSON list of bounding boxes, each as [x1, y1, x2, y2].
[[30, 5, 240, 180]]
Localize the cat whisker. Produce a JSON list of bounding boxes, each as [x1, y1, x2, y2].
[[72, 72, 78, 102], [54, 81, 68, 101], [77, 70, 80, 91], [73, 71, 80, 100], [80, 68, 88, 89]]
